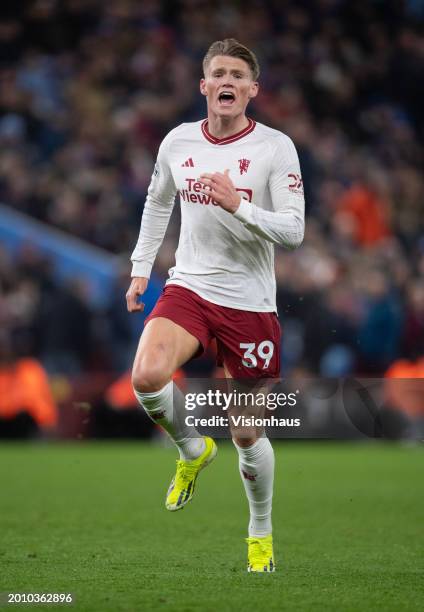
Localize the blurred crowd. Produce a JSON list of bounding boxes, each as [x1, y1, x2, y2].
[[0, 0, 423, 392]]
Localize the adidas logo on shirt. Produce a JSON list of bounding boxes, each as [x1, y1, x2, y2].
[[181, 157, 194, 167]]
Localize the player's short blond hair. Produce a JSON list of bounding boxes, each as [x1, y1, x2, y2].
[[203, 39, 260, 81]]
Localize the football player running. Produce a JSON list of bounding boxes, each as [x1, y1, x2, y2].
[[126, 39, 305, 572]]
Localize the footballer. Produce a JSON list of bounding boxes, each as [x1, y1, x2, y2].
[[126, 39, 305, 572]]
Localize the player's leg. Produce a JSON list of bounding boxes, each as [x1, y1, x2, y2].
[[132, 286, 218, 511], [225, 367, 276, 571], [214, 309, 280, 571], [132, 316, 206, 460]]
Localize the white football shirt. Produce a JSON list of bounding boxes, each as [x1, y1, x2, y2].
[[131, 118, 305, 312]]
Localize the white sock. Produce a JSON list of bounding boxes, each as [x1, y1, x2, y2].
[[134, 381, 205, 461], [234, 437, 274, 537]]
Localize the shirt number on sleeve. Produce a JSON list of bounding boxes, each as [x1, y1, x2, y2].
[[240, 341, 274, 369]]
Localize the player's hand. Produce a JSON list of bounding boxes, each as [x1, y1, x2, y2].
[[198, 169, 241, 213], [126, 277, 149, 312]]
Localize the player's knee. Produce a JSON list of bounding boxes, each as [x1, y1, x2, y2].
[[132, 354, 171, 393], [232, 434, 258, 448]]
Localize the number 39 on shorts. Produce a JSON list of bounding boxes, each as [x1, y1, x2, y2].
[[240, 341, 274, 369]]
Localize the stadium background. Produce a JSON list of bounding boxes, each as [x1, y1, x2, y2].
[[0, 0, 423, 438], [0, 2, 423, 610]]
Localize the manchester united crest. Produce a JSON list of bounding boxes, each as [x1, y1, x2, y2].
[[238, 158, 250, 175]]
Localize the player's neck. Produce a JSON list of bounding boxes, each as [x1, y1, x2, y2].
[[206, 113, 249, 140]]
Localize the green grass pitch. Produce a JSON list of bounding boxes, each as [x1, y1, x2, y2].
[[0, 441, 423, 611]]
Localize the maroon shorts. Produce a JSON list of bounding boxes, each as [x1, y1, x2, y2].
[[145, 285, 281, 379]]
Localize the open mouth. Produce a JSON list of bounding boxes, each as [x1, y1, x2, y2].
[[218, 91, 235, 106]]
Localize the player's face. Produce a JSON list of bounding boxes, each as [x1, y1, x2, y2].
[[200, 55, 258, 119]]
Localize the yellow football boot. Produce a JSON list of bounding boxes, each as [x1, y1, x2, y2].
[[165, 437, 217, 511], [246, 535, 275, 572]]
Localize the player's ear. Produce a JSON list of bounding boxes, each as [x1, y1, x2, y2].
[[200, 79, 207, 96], [249, 81, 259, 99]]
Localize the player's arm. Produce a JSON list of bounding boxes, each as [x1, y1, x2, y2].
[[199, 135, 305, 249], [127, 136, 177, 312]]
